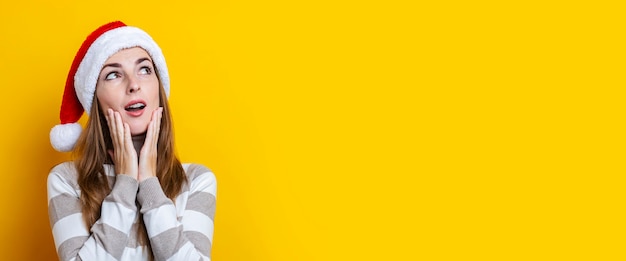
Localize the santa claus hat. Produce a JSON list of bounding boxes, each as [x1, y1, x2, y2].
[[50, 21, 170, 152]]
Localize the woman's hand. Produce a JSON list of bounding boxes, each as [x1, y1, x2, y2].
[[138, 107, 163, 182], [105, 109, 139, 179]]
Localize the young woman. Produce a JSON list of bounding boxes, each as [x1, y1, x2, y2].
[[47, 21, 216, 261]]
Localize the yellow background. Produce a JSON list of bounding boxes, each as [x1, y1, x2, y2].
[[0, 0, 623, 260]]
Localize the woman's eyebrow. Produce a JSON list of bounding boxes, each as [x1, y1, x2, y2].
[[136, 57, 152, 64], [102, 63, 121, 69], [101, 57, 151, 71]]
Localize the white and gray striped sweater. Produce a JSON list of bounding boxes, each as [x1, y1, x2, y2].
[[47, 162, 217, 261]]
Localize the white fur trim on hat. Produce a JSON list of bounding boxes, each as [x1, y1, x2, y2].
[[50, 123, 82, 152], [74, 26, 170, 115]]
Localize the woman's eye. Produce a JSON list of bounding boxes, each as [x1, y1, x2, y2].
[[105, 72, 119, 80], [139, 67, 152, 75]]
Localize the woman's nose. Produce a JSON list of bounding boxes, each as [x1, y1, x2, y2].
[[127, 76, 141, 94]]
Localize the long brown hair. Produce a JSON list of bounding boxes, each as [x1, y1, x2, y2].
[[73, 81, 186, 244]]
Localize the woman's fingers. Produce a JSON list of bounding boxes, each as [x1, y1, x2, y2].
[[106, 109, 122, 154], [106, 109, 116, 141], [114, 111, 125, 145], [105, 109, 138, 178], [138, 107, 162, 181], [106, 107, 164, 181], [123, 122, 134, 154], [146, 107, 162, 151], [107, 109, 124, 149], [156, 107, 163, 145], [152, 107, 162, 149]]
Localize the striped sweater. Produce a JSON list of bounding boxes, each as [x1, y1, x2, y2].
[[47, 162, 217, 261]]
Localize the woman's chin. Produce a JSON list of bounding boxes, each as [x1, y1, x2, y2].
[[130, 126, 149, 136]]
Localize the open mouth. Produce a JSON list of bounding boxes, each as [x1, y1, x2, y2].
[[125, 102, 146, 111]]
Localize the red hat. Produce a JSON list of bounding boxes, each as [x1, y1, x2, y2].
[[50, 21, 170, 152]]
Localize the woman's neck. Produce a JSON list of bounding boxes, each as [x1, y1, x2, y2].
[[132, 133, 146, 155]]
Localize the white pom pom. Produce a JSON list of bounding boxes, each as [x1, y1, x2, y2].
[[50, 123, 82, 152]]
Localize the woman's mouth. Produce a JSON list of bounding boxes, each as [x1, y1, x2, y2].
[[125, 102, 146, 111], [124, 100, 146, 117]]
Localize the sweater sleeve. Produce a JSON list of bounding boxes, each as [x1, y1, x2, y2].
[[137, 166, 217, 261], [47, 164, 139, 261]]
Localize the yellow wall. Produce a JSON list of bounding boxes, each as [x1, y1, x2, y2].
[[0, 1, 622, 260]]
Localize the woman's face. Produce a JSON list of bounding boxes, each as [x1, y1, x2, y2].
[[96, 47, 160, 136]]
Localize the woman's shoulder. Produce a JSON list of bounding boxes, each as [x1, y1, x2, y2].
[[183, 163, 214, 178], [182, 163, 217, 190], [47, 161, 80, 192], [49, 161, 77, 177]]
